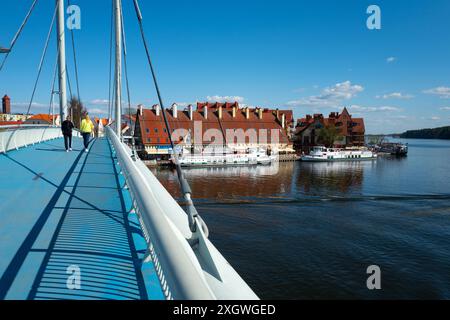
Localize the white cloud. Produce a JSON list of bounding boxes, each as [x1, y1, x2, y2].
[[287, 81, 364, 108], [386, 57, 397, 63], [10, 102, 48, 114], [90, 99, 110, 105], [423, 87, 450, 99], [440, 107, 450, 111], [348, 105, 401, 112], [88, 108, 108, 115], [376, 92, 414, 99], [11, 102, 48, 109], [429, 116, 441, 121], [206, 95, 245, 103]]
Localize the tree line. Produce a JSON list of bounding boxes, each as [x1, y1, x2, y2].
[[400, 126, 450, 140]]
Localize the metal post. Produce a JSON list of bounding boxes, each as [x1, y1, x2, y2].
[[56, 0, 67, 122], [114, 0, 122, 138]]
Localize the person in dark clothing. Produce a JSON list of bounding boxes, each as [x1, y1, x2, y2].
[[61, 115, 74, 152]]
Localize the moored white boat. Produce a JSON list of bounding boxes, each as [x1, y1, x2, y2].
[[177, 148, 275, 167], [301, 146, 377, 162]]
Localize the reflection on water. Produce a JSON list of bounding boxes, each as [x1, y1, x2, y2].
[[151, 139, 450, 299], [153, 161, 368, 200], [297, 162, 366, 195], [150, 162, 294, 200]]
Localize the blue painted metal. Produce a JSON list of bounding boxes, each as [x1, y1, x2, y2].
[[0, 137, 164, 300]]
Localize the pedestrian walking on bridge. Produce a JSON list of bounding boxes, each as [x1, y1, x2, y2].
[[80, 113, 94, 152]]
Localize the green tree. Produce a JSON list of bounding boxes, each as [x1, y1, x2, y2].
[[68, 97, 86, 129], [318, 125, 343, 147]]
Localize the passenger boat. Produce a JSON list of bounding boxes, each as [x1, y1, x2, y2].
[[376, 142, 408, 156], [176, 148, 275, 167], [301, 146, 377, 162]]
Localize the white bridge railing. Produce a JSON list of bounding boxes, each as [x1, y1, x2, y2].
[[0, 125, 78, 154], [106, 127, 258, 300]]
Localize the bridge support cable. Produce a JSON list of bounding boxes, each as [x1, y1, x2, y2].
[[24, 2, 59, 118], [0, 0, 39, 72], [48, 46, 61, 124], [131, 0, 208, 237]]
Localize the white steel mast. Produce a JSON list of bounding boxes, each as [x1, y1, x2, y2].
[[56, 0, 67, 121], [114, 0, 123, 137]]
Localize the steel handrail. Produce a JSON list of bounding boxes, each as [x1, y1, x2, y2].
[[106, 126, 216, 300], [0, 125, 81, 153]]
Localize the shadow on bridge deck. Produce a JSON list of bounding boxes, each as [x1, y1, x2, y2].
[[0, 137, 164, 300]]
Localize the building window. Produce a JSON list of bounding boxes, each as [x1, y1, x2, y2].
[[154, 128, 158, 133], [146, 128, 150, 133], [147, 138, 151, 143]]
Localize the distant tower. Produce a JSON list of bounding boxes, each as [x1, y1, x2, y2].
[[2, 95, 11, 114]]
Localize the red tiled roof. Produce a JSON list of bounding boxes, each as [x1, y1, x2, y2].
[[137, 104, 291, 146], [27, 114, 58, 123]]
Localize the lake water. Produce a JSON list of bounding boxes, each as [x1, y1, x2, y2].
[[150, 139, 450, 299]]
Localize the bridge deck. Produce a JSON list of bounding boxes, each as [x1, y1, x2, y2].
[[0, 137, 164, 300]]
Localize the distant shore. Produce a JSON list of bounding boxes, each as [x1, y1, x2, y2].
[[368, 125, 450, 140]]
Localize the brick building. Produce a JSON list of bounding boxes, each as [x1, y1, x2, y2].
[[134, 102, 294, 159], [2, 95, 11, 114], [294, 107, 365, 152]]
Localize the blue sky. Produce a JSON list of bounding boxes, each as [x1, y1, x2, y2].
[[1, 0, 449, 134]]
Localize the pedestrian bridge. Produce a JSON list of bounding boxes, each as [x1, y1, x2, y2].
[[0, 126, 258, 300]]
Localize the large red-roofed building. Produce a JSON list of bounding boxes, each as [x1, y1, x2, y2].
[[134, 102, 294, 158]]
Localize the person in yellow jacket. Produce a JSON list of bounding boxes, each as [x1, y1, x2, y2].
[[80, 113, 94, 152]]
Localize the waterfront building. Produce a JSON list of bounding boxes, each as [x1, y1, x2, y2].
[[25, 114, 61, 126], [134, 102, 295, 159], [294, 107, 365, 152]]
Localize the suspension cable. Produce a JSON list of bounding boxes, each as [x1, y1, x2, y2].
[[131, 0, 207, 235], [48, 45, 60, 120], [66, 63, 74, 101], [24, 1, 58, 118], [0, 0, 39, 72]]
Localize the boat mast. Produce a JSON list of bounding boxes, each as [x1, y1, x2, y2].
[[114, 0, 123, 138], [56, 0, 67, 122]]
